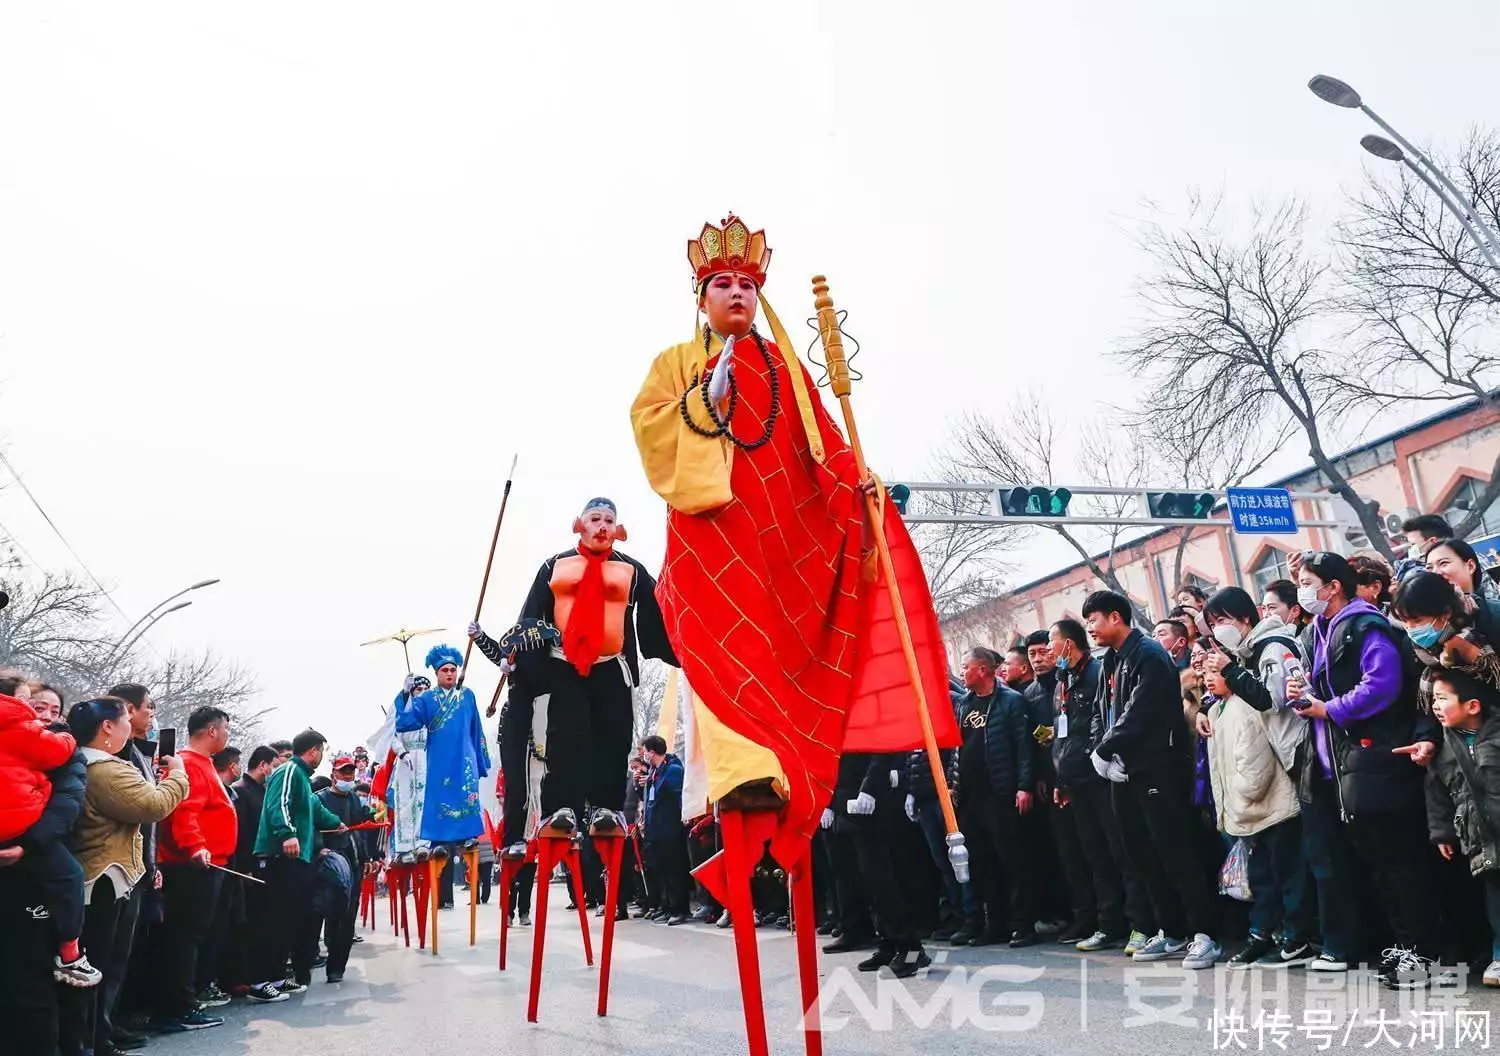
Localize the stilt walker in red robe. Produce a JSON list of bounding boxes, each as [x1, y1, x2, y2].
[[631, 216, 962, 1056]]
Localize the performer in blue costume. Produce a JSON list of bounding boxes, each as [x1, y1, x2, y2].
[[396, 644, 491, 850]]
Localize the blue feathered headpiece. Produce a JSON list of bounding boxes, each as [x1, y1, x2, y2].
[[425, 644, 463, 672]]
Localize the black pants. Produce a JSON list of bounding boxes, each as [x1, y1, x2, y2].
[[222, 868, 265, 988], [852, 828, 917, 945], [539, 656, 634, 820], [324, 880, 359, 976], [255, 856, 318, 986], [646, 836, 689, 915], [958, 796, 1005, 934], [477, 859, 494, 903], [437, 855, 455, 907], [1050, 795, 1097, 926], [826, 827, 872, 937], [1346, 800, 1444, 960], [200, 870, 242, 990], [0, 866, 64, 1056], [1066, 779, 1133, 935], [97, 881, 143, 1046], [499, 696, 533, 846], [1023, 795, 1069, 923], [1111, 769, 1215, 939], [13, 839, 84, 946], [151, 865, 223, 1020], [507, 861, 537, 917]]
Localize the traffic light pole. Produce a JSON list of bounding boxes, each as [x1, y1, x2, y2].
[[894, 482, 1344, 529]]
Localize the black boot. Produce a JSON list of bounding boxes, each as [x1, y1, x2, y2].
[[888, 942, 932, 979], [857, 941, 897, 972], [823, 932, 877, 954]]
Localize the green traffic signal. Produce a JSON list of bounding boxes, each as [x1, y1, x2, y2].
[[889, 484, 911, 515], [1147, 491, 1216, 519], [1001, 486, 1072, 517]]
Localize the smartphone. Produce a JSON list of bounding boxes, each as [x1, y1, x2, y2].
[[157, 727, 177, 759]]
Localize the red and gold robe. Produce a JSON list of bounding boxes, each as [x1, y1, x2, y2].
[[631, 304, 957, 869]]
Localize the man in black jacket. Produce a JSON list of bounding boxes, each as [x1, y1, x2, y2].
[[1085, 590, 1220, 969], [1048, 618, 1138, 951], [316, 755, 377, 982], [951, 648, 1038, 948], [830, 751, 929, 977], [1021, 632, 1070, 932]]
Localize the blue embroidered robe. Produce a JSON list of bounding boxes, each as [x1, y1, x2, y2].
[[395, 685, 491, 843]]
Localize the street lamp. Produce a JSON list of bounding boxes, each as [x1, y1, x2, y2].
[[116, 600, 193, 656], [109, 578, 221, 659], [1308, 74, 1500, 271]]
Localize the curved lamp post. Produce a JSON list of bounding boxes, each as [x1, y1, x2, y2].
[[1308, 74, 1500, 272], [109, 579, 220, 660]]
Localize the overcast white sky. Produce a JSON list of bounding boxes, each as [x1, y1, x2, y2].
[[1, 1, 1496, 751]]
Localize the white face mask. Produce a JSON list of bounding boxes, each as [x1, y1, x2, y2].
[[335, 779, 356, 793], [1297, 585, 1329, 617], [1211, 623, 1245, 651]]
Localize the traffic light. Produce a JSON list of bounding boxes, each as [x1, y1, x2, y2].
[[1146, 491, 1216, 520], [889, 483, 911, 516], [1000, 486, 1073, 517]]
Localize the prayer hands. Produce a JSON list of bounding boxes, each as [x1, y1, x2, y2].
[[707, 335, 736, 404]]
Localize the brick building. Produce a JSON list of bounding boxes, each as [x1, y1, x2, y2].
[[941, 400, 1500, 666]]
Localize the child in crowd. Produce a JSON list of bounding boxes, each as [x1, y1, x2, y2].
[[1424, 669, 1500, 988], [0, 676, 99, 987]]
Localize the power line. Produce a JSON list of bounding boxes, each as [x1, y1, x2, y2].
[[0, 451, 133, 623]]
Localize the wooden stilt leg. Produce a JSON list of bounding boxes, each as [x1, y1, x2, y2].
[[790, 852, 823, 1056], [595, 833, 624, 1016], [413, 863, 429, 949], [564, 842, 594, 967], [720, 810, 770, 1056], [429, 855, 443, 957], [499, 856, 515, 970], [467, 847, 480, 947], [527, 837, 561, 1023]]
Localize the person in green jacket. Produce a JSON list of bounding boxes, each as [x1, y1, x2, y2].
[[250, 729, 345, 995]]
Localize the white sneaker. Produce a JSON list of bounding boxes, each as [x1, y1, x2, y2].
[[53, 954, 103, 988], [1181, 934, 1222, 970], [1307, 952, 1347, 972], [1132, 931, 1188, 962], [1484, 960, 1500, 988]]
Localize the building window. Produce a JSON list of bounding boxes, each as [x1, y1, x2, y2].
[[1441, 478, 1500, 540], [1179, 571, 1218, 596], [1249, 549, 1291, 595]]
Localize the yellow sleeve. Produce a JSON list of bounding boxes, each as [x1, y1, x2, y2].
[[630, 342, 734, 515]]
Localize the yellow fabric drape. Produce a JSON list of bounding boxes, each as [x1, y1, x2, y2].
[[629, 293, 826, 516]]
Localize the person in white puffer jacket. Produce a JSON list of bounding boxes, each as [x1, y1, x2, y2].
[[1199, 587, 1315, 972]]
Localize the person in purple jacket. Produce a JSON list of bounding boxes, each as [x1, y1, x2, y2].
[[1287, 551, 1443, 990]]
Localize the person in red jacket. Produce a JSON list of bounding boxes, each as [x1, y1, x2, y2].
[[0, 679, 99, 988], [149, 706, 237, 1033]]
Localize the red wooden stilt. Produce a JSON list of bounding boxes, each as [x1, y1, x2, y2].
[[429, 855, 444, 957], [499, 842, 538, 971], [413, 861, 430, 949], [388, 866, 399, 930], [563, 842, 594, 967], [527, 837, 562, 1023], [398, 867, 411, 947], [594, 832, 625, 1016], [720, 810, 771, 1056], [790, 852, 823, 1056]]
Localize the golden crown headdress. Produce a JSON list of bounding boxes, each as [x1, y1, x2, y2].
[[687, 213, 771, 292]]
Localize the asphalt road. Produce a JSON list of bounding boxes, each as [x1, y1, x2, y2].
[[144, 881, 1500, 1056]]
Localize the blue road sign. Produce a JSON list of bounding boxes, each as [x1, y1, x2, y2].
[[1225, 487, 1298, 535], [1471, 533, 1500, 570]]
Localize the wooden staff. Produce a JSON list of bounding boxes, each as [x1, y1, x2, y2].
[[810, 275, 967, 880], [458, 454, 518, 686]]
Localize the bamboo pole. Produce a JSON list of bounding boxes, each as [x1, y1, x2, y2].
[[810, 276, 966, 878], [459, 454, 518, 685]]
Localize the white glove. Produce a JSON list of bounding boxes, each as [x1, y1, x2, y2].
[[847, 792, 876, 816], [1090, 751, 1110, 779], [889, 769, 900, 789], [904, 794, 916, 822], [468, 620, 483, 640], [403, 674, 417, 695], [499, 657, 516, 676], [707, 334, 736, 403], [1105, 756, 1129, 784], [820, 808, 834, 830]]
